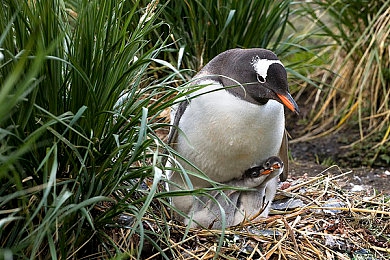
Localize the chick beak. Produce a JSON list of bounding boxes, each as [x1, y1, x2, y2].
[[277, 92, 300, 114], [261, 169, 273, 175], [272, 163, 282, 169]]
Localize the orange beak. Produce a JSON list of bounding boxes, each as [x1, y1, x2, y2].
[[272, 163, 282, 169], [261, 169, 273, 175], [277, 93, 299, 114]]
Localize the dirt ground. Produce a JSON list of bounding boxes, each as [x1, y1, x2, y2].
[[286, 114, 390, 195], [288, 159, 390, 194]]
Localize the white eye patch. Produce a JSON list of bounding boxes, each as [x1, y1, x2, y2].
[[251, 56, 284, 82]]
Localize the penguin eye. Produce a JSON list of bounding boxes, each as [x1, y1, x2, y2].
[[256, 74, 266, 83], [264, 161, 271, 168]]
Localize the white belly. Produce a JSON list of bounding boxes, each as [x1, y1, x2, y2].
[[174, 83, 285, 188]]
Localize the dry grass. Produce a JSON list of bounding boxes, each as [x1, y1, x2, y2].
[[292, 3, 390, 166], [105, 167, 390, 259]]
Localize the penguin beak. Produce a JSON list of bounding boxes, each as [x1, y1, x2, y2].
[[276, 92, 300, 114], [272, 162, 282, 170], [261, 169, 273, 175]]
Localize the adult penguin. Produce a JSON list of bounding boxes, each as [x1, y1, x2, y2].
[[167, 48, 299, 228]]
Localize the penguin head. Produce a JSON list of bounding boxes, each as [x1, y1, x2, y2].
[[244, 156, 284, 179], [203, 48, 299, 114], [262, 156, 284, 172]]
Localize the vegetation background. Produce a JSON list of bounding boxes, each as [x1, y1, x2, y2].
[[1, 0, 389, 259]]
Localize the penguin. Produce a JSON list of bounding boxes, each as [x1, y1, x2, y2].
[[189, 156, 284, 228], [167, 48, 299, 228]]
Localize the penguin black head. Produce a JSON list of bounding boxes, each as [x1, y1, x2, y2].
[[200, 48, 299, 114], [244, 156, 284, 178], [262, 156, 284, 172]]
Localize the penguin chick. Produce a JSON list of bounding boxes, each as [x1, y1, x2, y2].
[[244, 156, 284, 179], [187, 156, 284, 229]]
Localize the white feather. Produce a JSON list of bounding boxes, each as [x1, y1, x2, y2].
[[251, 57, 283, 80], [173, 80, 285, 188]]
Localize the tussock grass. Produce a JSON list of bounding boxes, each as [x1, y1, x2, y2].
[[148, 0, 319, 79], [155, 0, 291, 71], [0, 0, 182, 258], [292, 0, 390, 166]]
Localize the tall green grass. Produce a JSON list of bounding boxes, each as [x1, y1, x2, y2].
[[146, 0, 320, 81], [0, 0, 182, 258]]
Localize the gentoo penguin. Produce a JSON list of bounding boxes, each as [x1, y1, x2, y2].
[[167, 48, 299, 228], [190, 156, 284, 228]]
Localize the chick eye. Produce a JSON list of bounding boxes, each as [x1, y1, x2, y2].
[[257, 74, 266, 83]]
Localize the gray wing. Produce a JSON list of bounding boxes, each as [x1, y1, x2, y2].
[[162, 100, 189, 167], [278, 130, 289, 181], [166, 100, 189, 148]]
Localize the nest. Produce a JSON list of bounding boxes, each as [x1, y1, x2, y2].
[[109, 167, 390, 260]]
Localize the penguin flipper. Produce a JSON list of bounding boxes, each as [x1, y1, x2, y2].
[[278, 130, 289, 182], [167, 100, 189, 148]]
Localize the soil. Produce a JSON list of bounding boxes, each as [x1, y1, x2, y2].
[[285, 113, 390, 195]]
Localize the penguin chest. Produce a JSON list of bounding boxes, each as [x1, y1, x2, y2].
[[176, 89, 285, 185]]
